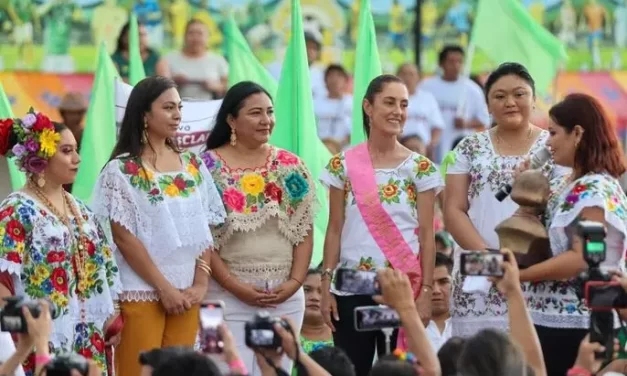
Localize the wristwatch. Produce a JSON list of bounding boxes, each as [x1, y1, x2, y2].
[[321, 268, 334, 280]]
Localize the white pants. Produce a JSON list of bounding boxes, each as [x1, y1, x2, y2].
[[209, 281, 305, 376]]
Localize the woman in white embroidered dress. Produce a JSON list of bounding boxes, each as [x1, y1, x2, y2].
[[519, 93, 627, 376], [200, 81, 315, 376], [320, 75, 442, 376], [444, 63, 563, 337], [92, 76, 225, 376]]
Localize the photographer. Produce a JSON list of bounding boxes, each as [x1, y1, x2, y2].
[[517, 93, 627, 376]]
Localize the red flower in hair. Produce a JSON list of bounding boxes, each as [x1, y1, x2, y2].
[[0, 118, 14, 156], [32, 113, 53, 132]]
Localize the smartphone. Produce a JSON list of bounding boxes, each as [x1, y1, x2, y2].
[[460, 250, 507, 277], [585, 281, 627, 311], [354, 305, 400, 332], [335, 268, 380, 295], [199, 301, 225, 354]]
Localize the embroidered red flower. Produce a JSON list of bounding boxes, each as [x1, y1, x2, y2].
[[6, 220, 25, 242], [47, 251, 66, 263], [32, 113, 53, 132], [51, 267, 69, 294], [0, 206, 14, 221], [264, 182, 282, 204], [84, 238, 96, 256], [90, 332, 105, 352], [149, 188, 160, 196], [223, 187, 246, 212], [0, 118, 13, 156], [124, 160, 139, 175], [6, 252, 21, 264], [276, 150, 299, 166], [78, 348, 93, 359], [174, 176, 187, 190], [572, 184, 587, 195]]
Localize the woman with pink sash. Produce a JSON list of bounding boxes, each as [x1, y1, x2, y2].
[[319, 75, 443, 375]]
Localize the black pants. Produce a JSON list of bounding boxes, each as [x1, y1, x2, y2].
[[332, 294, 398, 376], [535, 324, 587, 376]]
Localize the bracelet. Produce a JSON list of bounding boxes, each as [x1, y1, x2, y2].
[[228, 358, 248, 374], [290, 277, 303, 285], [321, 268, 334, 280], [566, 366, 591, 376], [196, 263, 213, 276], [35, 354, 52, 366]]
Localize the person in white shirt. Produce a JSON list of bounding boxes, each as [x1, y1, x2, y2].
[[166, 20, 228, 100], [420, 45, 490, 162], [314, 64, 353, 153], [426, 252, 452, 352], [397, 63, 445, 160]]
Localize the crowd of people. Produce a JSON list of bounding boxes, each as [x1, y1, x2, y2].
[[2, 15, 627, 376]]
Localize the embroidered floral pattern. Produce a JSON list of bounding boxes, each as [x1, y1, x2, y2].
[[379, 178, 401, 204], [0, 193, 119, 376], [413, 155, 437, 178], [202, 147, 315, 247], [326, 154, 345, 179]]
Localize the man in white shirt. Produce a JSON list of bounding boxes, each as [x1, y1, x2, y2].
[[426, 252, 453, 352], [397, 62, 445, 160], [313, 64, 352, 153], [420, 45, 490, 162]]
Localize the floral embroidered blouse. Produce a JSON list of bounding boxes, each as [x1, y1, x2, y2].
[[319, 151, 443, 296], [92, 151, 226, 301], [200, 147, 315, 287], [526, 173, 627, 329], [0, 192, 121, 373]]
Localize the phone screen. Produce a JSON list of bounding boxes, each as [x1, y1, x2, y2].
[[354, 306, 400, 332], [460, 251, 505, 277], [199, 302, 224, 354], [335, 269, 380, 295]]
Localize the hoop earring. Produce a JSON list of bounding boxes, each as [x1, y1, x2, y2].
[[141, 122, 148, 144], [230, 129, 237, 146], [37, 175, 45, 188]]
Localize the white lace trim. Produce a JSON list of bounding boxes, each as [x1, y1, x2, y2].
[[0, 259, 21, 276], [228, 262, 292, 282], [119, 291, 160, 302]]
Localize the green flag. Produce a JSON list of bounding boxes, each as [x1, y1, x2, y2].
[[471, 0, 567, 93], [0, 83, 26, 190], [73, 42, 118, 202], [351, 0, 382, 145], [272, 0, 330, 266], [223, 14, 278, 97], [128, 14, 146, 85]]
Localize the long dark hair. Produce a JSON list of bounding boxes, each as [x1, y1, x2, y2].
[[109, 76, 178, 161], [204, 81, 272, 150], [362, 74, 404, 137]]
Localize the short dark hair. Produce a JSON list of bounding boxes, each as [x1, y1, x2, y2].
[[139, 346, 189, 368], [438, 45, 464, 65], [549, 93, 626, 178], [307, 347, 356, 376], [399, 134, 424, 145], [435, 252, 453, 274], [484, 62, 536, 103], [438, 337, 466, 376], [325, 64, 348, 80], [370, 354, 415, 376], [152, 349, 221, 376]]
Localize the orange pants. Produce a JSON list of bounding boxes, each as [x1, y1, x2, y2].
[[114, 301, 199, 376]]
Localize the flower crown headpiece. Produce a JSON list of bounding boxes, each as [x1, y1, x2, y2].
[[0, 108, 61, 175]]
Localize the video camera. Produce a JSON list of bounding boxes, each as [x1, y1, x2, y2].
[[45, 353, 89, 376], [0, 296, 55, 333], [576, 221, 627, 360], [244, 311, 292, 349]]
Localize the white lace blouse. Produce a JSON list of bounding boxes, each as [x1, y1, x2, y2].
[[92, 151, 226, 301]]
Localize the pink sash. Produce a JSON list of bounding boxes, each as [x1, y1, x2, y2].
[[345, 143, 422, 351]]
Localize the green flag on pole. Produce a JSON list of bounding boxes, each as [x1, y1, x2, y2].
[[128, 14, 146, 85], [351, 0, 382, 145], [0, 83, 26, 190], [272, 0, 330, 266], [72, 42, 118, 202], [471, 0, 567, 93], [223, 15, 278, 97]]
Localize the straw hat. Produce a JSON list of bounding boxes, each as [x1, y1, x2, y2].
[[59, 92, 87, 112]]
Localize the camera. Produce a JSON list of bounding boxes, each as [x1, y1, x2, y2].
[[245, 311, 291, 349], [45, 353, 89, 376], [0, 296, 55, 333], [335, 268, 381, 295]]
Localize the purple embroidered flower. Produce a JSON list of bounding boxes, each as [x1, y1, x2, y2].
[[23, 155, 47, 174], [565, 194, 579, 205], [24, 139, 39, 152], [11, 144, 26, 157], [201, 152, 215, 169], [22, 113, 37, 128]]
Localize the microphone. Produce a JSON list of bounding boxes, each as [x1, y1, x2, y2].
[[495, 148, 552, 202]]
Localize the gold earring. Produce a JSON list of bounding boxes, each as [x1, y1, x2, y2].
[[37, 175, 45, 188], [141, 122, 148, 144], [230, 129, 237, 146]]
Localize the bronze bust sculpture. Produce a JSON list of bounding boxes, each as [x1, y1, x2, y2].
[[495, 169, 552, 268]]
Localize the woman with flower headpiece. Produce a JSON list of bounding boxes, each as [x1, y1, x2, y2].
[[0, 109, 122, 376]]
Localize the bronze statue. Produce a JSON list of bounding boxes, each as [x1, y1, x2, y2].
[[495, 169, 552, 268]]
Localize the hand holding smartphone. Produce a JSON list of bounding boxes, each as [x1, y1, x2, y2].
[[199, 301, 225, 354], [460, 249, 508, 277]]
